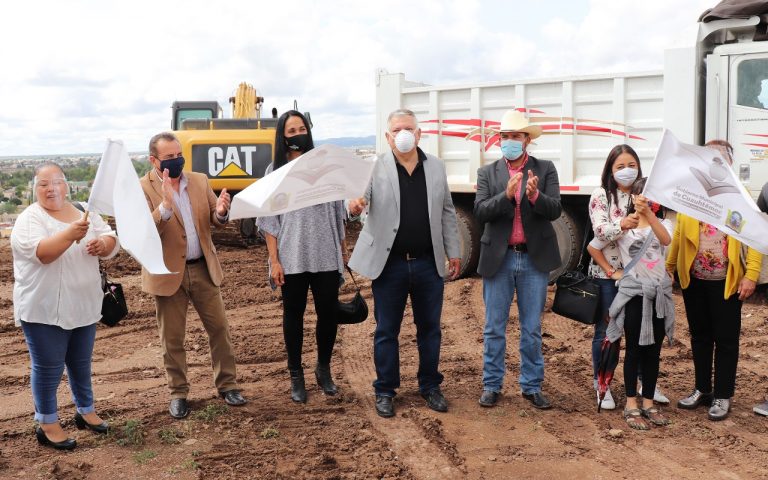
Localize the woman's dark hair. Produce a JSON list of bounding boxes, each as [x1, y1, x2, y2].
[[600, 144, 642, 208], [273, 110, 314, 170]]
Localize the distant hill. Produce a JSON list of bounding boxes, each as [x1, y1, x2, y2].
[[315, 136, 375, 147]]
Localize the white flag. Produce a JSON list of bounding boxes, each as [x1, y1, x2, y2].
[[88, 140, 172, 274], [230, 144, 375, 219], [644, 130, 768, 254]]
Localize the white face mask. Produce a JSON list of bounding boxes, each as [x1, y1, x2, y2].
[[613, 167, 638, 188], [393, 130, 416, 153]]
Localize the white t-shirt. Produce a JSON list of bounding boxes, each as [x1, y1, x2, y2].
[[11, 203, 120, 329], [589, 219, 673, 283]]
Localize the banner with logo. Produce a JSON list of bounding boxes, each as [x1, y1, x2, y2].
[[230, 144, 375, 219], [88, 140, 172, 274], [644, 130, 768, 254]]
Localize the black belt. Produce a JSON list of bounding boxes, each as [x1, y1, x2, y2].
[[508, 244, 527, 252], [186, 257, 204, 264], [396, 251, 427, 261]]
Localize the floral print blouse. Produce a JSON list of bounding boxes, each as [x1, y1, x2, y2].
[[691, 222, 728, 280], [588, 187, 632, 279]]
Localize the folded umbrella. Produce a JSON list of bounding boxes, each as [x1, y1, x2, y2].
[[596, 336, 621, 413]]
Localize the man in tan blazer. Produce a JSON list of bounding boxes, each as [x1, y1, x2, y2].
[[141, 132, 246, 419]]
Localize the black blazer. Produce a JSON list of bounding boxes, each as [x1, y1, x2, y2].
[[474, 155, 562, 277]]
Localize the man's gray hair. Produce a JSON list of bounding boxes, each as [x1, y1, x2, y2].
[[387, 109, 419, 130], [148, 131, 180, 158]]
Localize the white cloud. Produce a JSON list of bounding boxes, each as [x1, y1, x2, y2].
[[0, 0, 720, 154]]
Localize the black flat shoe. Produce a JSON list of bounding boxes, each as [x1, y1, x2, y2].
[[220, 390, 247, 406], [375, 395, 395, 418], [522, 391, 552, 410], [169, 398, 190, 419], [74, 412, 109, 434], [35, 426, 76, 450], [422, 389, 448, 413]]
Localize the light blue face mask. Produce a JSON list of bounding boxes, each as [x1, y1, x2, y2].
[[501, 139, 524, 160]]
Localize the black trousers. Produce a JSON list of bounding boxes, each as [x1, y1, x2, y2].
[[681, 277, 742, 398], [280, 271, 340, 372], [623, 296, 665, 399]]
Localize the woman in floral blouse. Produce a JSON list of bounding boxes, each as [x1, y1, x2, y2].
[[667, 140, 762, 421]]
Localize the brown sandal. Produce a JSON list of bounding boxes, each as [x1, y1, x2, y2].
[[642, 406, 670, 426], [624, 408, 650, 430]]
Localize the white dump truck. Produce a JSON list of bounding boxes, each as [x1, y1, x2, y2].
[[375, 15, 768, 278]]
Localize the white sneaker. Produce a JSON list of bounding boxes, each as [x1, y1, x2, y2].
[[638, 385, 670, 405], [597, 388, 616, 410]]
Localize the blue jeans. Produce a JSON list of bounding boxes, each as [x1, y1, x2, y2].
[[482, 250, 549, 394], [21, 321, 97, 424], [593, 278, 618, 386], [371, 255, 444, 397]]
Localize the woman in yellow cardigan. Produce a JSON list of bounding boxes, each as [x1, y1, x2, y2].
[[666, 140, 763, 422]]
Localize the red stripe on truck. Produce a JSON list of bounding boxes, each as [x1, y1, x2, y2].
[[560, 186, 580, 191]]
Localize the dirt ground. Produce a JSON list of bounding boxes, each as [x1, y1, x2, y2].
[[1, 232, 768, 480]]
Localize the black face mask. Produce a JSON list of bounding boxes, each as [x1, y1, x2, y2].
[[159, 156, 185, 178], [285, 134, 312, 153]]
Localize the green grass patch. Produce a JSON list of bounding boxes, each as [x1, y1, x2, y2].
[[133, 449, 157, 465], [192, 404, 228, 422], [116, 419, 145, 447], [260, 426, 280, 439], [181, 458, 200, 470], [158, 427, 183, 445]]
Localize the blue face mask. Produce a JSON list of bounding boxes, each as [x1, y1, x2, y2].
[[160, 156, 185, 178], [501, 139, 524, 160]]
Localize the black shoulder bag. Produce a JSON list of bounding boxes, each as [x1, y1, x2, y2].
[[71, 202, 128, 327], [552, 215, 601, 325], [336, 266, 369, 324]]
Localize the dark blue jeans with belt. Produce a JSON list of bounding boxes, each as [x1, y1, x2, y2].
[[371, 254, 444, 397]]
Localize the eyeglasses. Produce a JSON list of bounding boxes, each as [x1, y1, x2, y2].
[[35, 179, 67, 188]]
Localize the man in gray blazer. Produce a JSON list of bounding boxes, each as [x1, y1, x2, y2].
[[349, 109, 461, 418], [474, 110, 562, 410]]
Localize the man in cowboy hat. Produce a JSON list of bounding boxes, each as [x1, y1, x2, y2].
[[474, 110, 562, 409]]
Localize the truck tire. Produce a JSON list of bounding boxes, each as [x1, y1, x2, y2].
[[549, 209, 582, 282], [455, 205, 481, 278]]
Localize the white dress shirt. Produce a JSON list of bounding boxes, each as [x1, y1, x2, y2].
[[11, 202, 120, 329]]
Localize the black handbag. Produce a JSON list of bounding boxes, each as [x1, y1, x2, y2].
[[100, 268, 128, 327], [552, 216, 601, 325], [336, 266, 369, 324]]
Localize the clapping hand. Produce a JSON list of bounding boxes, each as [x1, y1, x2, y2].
[[505, 172, 523, 200], [216, 188, 230, 217], [161, 169, 174, 210], [525, 170, 538, 199]]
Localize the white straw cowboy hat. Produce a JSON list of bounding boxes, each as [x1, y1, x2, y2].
[[498, 110, 542, 139]]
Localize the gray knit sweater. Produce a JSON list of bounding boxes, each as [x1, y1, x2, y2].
[[606, 274, 675, 346]]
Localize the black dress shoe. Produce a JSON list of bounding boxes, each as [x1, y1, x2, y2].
[[35, 426, 76, 450], [375, 395, 395, 418], [290, 369, 307, 403], [169, 398, 190, 419], [522, 392, 552, 410], [220, 390, 247, 406], [315, 364, 338, 396], [478, 390, 500, 408], [74, 412, 109, 434], [422, 389, 448, 413]]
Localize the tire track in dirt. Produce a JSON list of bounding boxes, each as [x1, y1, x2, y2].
[[340, 304, 467, 479]]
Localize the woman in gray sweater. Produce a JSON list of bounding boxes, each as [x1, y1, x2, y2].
[[256, 110, 349, 403]]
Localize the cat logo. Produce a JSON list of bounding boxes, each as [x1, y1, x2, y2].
[[192, 144, 273, 179]]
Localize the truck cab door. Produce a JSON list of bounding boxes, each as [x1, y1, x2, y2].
[[728, 54, 768, 197]]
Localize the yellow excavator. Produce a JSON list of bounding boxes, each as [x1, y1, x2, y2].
[[171, 83, 308, 243]]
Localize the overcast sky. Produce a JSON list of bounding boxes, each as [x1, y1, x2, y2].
[[0, 0, 715, 156]]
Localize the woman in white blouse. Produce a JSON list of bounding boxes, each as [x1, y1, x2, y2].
[[11, 163, 119, 450]]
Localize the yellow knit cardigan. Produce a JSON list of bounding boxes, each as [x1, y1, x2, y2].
[[666, 213, 763, 299]]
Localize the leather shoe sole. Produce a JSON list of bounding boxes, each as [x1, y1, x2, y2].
[[169, 398, 190, 419], [522, 392, 552, 410]]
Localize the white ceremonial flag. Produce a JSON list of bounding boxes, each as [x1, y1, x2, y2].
[[230, 144, 375, 219], [644, 130, 768, 254], [88, 140, 172, 274]]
